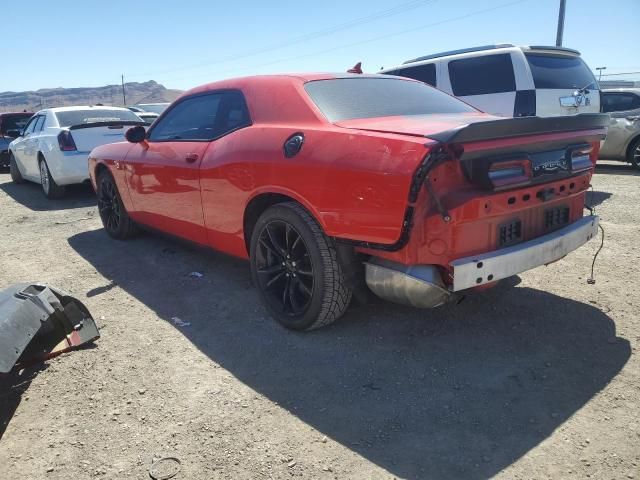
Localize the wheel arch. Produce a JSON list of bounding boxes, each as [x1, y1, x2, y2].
[[242, 190, 325, 255]]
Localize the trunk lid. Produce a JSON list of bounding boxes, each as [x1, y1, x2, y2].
[[67, 122, 143, 152]]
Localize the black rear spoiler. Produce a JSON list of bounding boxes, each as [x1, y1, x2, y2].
[[68, 120, 145, 130], [426, 113, 609, 145]]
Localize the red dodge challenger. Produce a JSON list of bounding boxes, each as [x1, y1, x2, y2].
[[88, 74, 607, 330]]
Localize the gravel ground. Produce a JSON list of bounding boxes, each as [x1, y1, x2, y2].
[[0, 162, 638, 480]]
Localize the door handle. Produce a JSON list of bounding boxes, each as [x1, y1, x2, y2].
[[185, 153, 199, 163]]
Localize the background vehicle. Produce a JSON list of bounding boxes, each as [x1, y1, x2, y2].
[[135, 111, 160, 125], [0, 112, 33, 168], [381, 44, 600, 118], [9, 106, 145, 198], [133, 103, 170, 114], [599, 88, 640, 168], [89, 74, 606, 331]]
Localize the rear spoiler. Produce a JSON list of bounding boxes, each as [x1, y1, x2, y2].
[[68, 120, 145, 130], [426, 113, 609, 145]]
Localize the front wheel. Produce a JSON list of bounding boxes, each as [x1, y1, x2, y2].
[[9, 153, 24, 184], [628, 137, 640, 170], [39, 158, 65, 199], [96, 170, 137, 239], [250, 202, 352, 331]]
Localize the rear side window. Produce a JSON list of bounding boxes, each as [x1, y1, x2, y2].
[[385, 63, 436, 87], [448, 53, 516, 96], [305, 77, 475, 122], [33, 115, 45, 132], [525, 54, 597, 90], [55, 109, 142, 127], [1, 114, 32, 134], [601, 92, 640, 113], [148, 90, 250, 141]]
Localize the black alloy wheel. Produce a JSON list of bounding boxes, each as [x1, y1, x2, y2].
[[254, 219, 315, 317], [250, 202, 352, 331], [97, 171, 137, 239]]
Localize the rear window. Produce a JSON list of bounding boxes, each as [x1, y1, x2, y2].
[[55, 109, 143, 127], [525, 53, 597, 90], [448, 53, 516, 96], [1, 114, 32, 133], [384, 63, 436, 87], [304, 77, 475, 122]]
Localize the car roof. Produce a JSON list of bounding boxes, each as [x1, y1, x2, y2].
[[45, 105, 132, 112], [0, 112, 33, 117], [182, 73, 416, 97], [400, 44, 581, 65]]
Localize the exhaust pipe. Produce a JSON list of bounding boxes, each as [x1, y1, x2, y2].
[[365, 259, 450, 308]]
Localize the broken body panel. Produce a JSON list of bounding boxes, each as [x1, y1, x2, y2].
[[0, 284, 99, 373]]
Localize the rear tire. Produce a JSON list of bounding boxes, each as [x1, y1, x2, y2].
[[96, 169, 137, 240], [628, 137, 640, 170], [39, 158, 66, 199], [9, 153, 25, 184], [250, 202, 352, 331]]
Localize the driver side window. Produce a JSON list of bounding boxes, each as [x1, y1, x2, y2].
[[148, 93, 223, 141]]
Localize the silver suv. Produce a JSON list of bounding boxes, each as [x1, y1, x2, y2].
[[599, 89, 640, 169]]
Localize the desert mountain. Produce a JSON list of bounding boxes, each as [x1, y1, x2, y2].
[[0, 80, 183, 112]]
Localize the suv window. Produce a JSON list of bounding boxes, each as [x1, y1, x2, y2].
[[601, 92, 640, 113], [448, 53, 516, 96], [1, 114, 32, 134], [304, 77, 476, 122], [385, 63, 436, 87], [525, 53, 597, 90], [149, 91, 250, 141]]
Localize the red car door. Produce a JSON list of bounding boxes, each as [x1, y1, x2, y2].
[[125, 93, 225, 244]]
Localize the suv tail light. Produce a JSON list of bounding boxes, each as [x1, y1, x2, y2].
[[488, 159, 532, 190], [57, 131, 77, 151]]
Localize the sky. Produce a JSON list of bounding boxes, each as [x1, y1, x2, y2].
[[4, 0, 639, 93]]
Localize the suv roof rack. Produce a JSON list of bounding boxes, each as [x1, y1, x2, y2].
[[403, 44, 515, 65]]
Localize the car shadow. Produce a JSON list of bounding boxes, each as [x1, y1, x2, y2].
[[0, 364, 47, 441], [68, 229, 630, 480], [595, 162, 640, 176], [586, 190, 612, 208], [0, 177, 96, 211]]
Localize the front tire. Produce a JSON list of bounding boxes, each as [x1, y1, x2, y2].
[[96, 170, 137, 240], [250, 202, 352, 331], [9, 153, 25, 184], [39, 158, 66, 199], [628, 137, 640, 170]]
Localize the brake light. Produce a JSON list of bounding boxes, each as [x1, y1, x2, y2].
[[57, 130, 77, 151], [568, 145, 593, 173], [488, 159, 532, 190]]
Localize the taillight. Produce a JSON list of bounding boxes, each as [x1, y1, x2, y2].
[[488, 159, 532, 190], [568, 144, 593, 173], [57, 130, 77, 151]]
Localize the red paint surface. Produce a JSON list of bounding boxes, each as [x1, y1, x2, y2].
[[89, 74, 605, 284]]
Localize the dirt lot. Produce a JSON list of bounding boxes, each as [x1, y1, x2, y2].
[[0, 163, 638, 480]]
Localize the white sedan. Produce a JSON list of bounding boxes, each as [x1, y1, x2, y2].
[[8, 106, 145, 198]]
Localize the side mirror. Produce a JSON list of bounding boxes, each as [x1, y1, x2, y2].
[[5, 129, 21, 138], [125, 125, 146, 143]]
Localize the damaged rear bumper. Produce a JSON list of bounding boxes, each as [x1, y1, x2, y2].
[[450, 215, 599, 291], [364, 216, 599, 307], [0, 284, 99, 373]]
